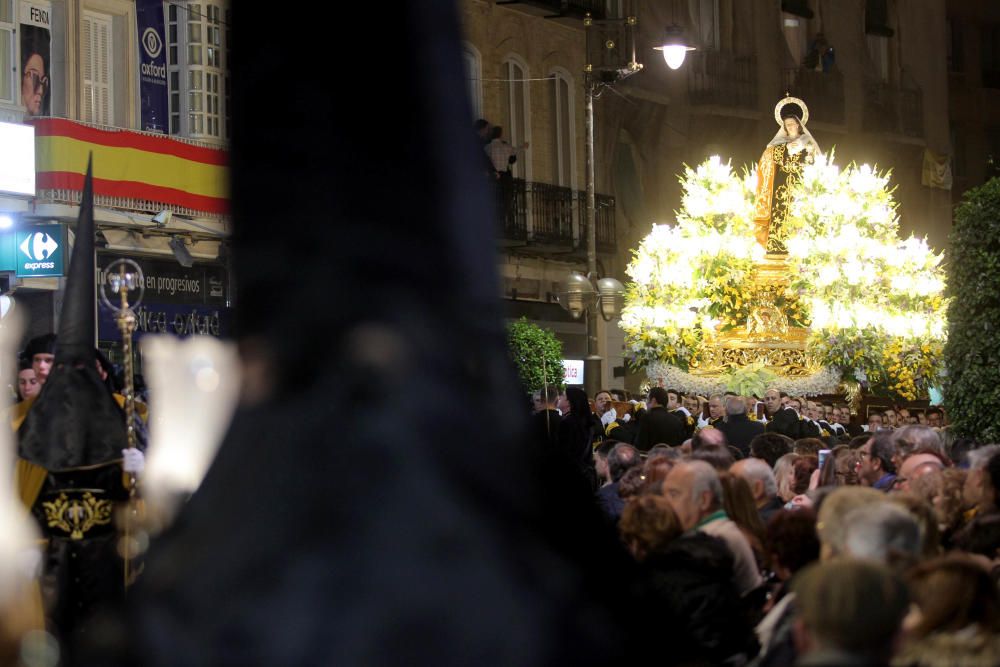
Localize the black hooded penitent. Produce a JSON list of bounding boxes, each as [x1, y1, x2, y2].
[[83, 4, 657, 665], [17, 158, 129, 660], [18, 156, 128, 471]]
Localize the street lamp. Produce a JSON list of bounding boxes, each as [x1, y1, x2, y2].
[[654, 24, 697, 70], [566, 4, 686, 397], [556, 271, 625, 396], [653, 0, 697, 70]]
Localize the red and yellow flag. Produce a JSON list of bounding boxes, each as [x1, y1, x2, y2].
[[31, 118, 228, 215]]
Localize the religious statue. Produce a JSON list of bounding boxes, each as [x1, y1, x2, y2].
[[753, 96, 821, 253]]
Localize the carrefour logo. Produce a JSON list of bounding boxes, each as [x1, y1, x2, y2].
[[19, 232, 58, 269], [142, 28, 163, 59]]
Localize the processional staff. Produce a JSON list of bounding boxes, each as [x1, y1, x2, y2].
[[99, 258, 145, 588]]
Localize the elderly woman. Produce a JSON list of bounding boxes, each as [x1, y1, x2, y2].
[[753, 97, 821, 252]]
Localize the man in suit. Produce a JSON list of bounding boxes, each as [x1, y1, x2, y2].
[[716, 396, 765, 458], [634, 387, 687, 451], [764, 388, 803, 439]]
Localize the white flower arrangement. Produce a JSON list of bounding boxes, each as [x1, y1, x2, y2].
[[646, 362, 842, 398], [623, 154, 947, 399]]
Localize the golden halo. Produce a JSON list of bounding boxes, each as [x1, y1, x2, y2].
[[774, 96, 809, 126]]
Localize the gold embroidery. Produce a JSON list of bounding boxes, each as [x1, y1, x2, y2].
[[42, 492, 114, 540]]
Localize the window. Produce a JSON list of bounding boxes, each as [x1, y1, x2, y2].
[[781, 13, 808, 67], [0, 0, 12, 104], [950, 125, 965, 180], [501, 57, 530, 179], [168, 3, 180, 133], [867, 34, 889, 82], [462, 44, 481, 119], [168, 2, 228, 139], [549, 71, 575, 187], [982, 25, 1000, 88], [82, 11, 113, 125], [688, 0, 719, 50], [865, 0, 894, 37], [947, 19, 962, 73]]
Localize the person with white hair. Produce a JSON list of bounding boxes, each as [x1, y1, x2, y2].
[[842, 502, 922, 570], [731, 457, 782, 523], [716, 395, 765, 458], [663, 460, 764, 597]]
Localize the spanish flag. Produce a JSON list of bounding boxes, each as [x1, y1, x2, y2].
[[31, 118, 228, 215]]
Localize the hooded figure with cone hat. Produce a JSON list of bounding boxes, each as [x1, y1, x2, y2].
[[15, 158, 142, 660]]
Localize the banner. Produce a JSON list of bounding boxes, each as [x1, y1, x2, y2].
[[136, 0, 168, 134], [33, 118, 228, 215], [19, 1, 51, 118]]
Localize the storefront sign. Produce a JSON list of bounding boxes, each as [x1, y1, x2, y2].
[[563, 359, 584, 385], [136, 0, 168, 134], [14, 223, 64, 277], [96, 252, 230, 342]]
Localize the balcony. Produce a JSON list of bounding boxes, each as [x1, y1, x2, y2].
[[781, 68, 845, 125], [496, 178, 616, 254], [687, 52, 758, 111], [494, 0, 610, 21], [862, 82, 923, 138]]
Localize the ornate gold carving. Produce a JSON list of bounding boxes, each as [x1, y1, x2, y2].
[[42, 492, 114, 540], [692, 345, 818, 377], [693, 254, 820, 378], [746, 291, 789, 342]]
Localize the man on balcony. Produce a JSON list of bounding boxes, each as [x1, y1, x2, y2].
[[486, 126, 528, 231]]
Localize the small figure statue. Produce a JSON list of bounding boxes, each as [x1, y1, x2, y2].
[[754, 97, 821, 253]]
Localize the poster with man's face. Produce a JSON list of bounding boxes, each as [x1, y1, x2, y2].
[[20, 2, 51, 117]]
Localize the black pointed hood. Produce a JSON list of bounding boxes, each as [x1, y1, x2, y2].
[[90, 4, 653, 664], [18, 158, 127, 470], [56, 155, 97, 366]]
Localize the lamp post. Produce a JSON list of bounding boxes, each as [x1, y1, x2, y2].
[[561, 5, 689, 397], [557, 270, 625, 397]]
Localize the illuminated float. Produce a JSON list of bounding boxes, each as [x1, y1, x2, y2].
[[620, 97, 947, 401]]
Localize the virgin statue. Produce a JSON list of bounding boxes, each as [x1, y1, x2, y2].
[[753, 97, 820, 253]]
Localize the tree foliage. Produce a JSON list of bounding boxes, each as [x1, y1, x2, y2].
[[506, 317, 564, 393], [944, 177, 1000, 440]]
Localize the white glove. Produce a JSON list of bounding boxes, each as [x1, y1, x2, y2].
[[621, 413, 631, 423], [122, 448, 145, 475], [600, 409, 617, 427]]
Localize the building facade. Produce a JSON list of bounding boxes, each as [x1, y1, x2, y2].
[[0, 0, 229, 359], [946, 0, 1000, 201], [461, 0, 953, 395]]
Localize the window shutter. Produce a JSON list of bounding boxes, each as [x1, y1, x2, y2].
[[82, 11, 113, 126], [0, 25, 12, 103]]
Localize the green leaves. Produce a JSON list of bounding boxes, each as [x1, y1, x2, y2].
[[945, 178, 1000, 439], [506, 318, 565, 393]]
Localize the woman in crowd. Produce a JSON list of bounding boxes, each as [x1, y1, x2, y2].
[[619, 495, 757, 665], [557, 386, 602, 489], [893, 555, 1000, 666], [773, 453, 799, 503], [911, 468, 968, 548]]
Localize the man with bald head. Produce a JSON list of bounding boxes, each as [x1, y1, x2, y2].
[[763, 387, 806, 439], [893, 453, 944, 493], [664, 461, 764, 597]]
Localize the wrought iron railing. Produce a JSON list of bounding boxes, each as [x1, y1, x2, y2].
[[687, 51, 758, 110], [578, 192, 616, 252], [495, 0, 609, 19], [781, 68, 845, 125], [530, 182, 575, 243], [495, 178, 615, 253], [862, 81, 923, 137], [496, 177, 528, 242]]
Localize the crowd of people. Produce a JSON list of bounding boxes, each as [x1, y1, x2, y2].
[[531, 384, 1000, 666]]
